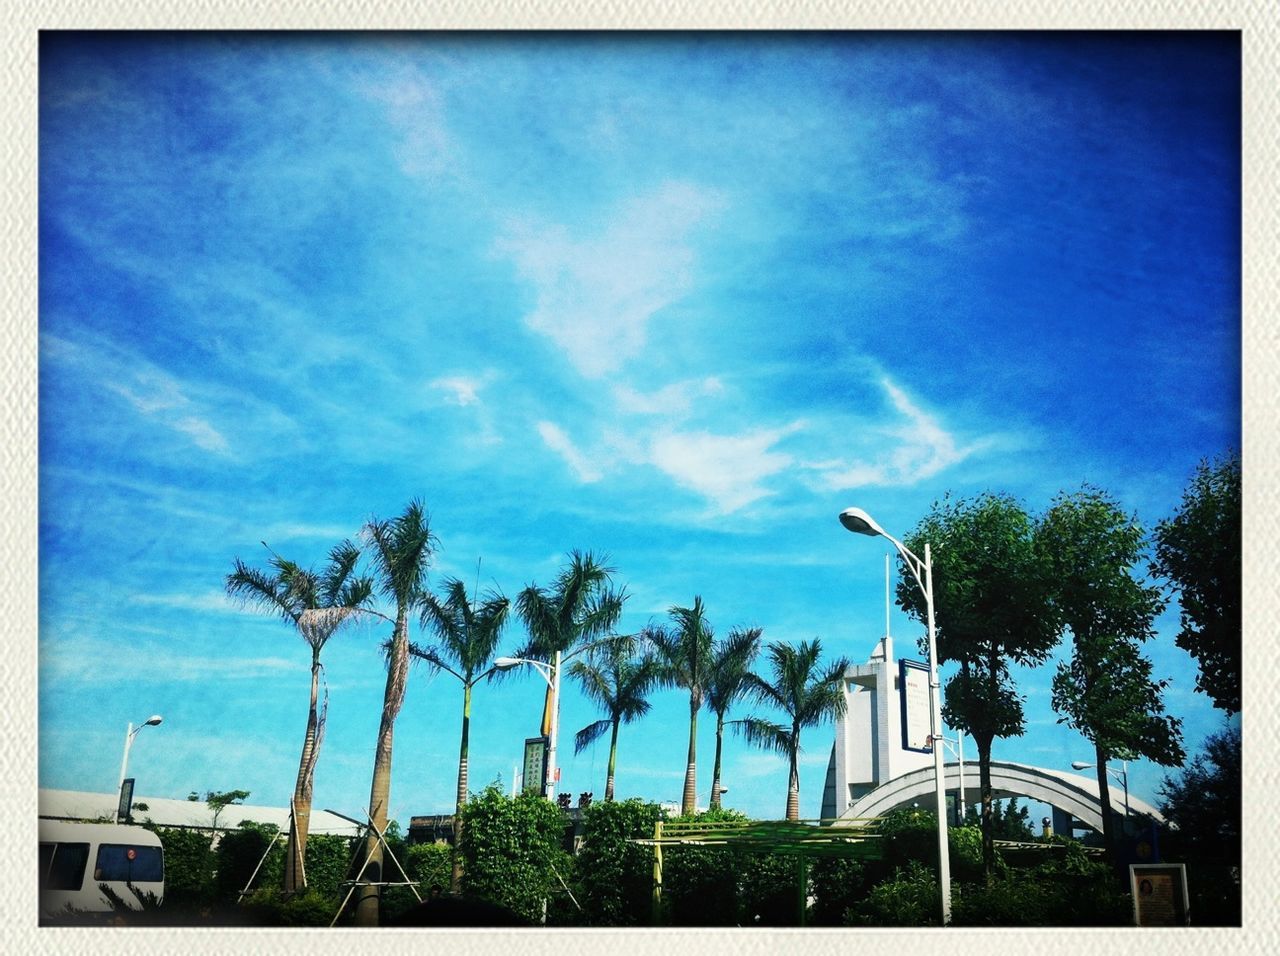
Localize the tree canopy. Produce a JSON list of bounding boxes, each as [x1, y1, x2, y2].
[[1151, 452, 1241, 714]]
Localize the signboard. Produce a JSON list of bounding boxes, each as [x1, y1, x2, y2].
[[898, 659, 933, 753], [117, 777, 135, 823], [1131, 863, 1190, 926], [522, 736, 549, 797]]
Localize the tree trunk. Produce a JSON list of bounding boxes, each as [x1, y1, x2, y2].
[[450, 682, 471, 894], [785, 738, 800, 821], [1095, 741, 1117, 867], [605, 717, 619, 802], [710, 713, 724, 810], [355, 612, 408, 926], [283, 650, 321, 895], [681, 698, 698, 816], [976, 733, 995, 880]]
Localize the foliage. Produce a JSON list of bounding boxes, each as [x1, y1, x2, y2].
[[736, 638, 849, 820], [1150, 452, 1241, 714], [412, 575, 511, 890], [569, 635, 661, 802], [872, 808, 985, 884], [849, 860, 939, 927], [1041, 487, 1185, 860], [1158, 723, 1241, 925], [572, 798, 665, 926], [808, 857, 869, 926], [150, 826, 216, 907], [240, 886, 340, 927], [457, 784, 573, 924], [897, 492, 1058, 873], [660, 807, 749, 926], [358, 498, 438, 925], [516, 550, 627, 661], [213, 820, 282, 902], [300, 833, 359, 899], [225, 538, 373, 893], [961, 796, 1036, 841], [646, 596, 716, 816], [202, 790, 251, 836], [704, 626, 762, 809], [738, 853, 805, 926]]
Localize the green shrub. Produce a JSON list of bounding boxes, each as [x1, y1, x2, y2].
[[151, 826, 216, 907], [808, 857, 869, 926], [574, 798, 665, 926], [458, 785, 572, 924], [850, 860, 940, 927]]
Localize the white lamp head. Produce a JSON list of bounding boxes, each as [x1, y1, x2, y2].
[[493, 657, 521, 670], [144, 715, 163, 727], [1071, 761, 1092, 771], [839, 507, 886, 538]]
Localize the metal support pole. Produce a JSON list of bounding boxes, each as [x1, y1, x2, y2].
[[923, 543, 953, 925], [547, 649, 561, 800]]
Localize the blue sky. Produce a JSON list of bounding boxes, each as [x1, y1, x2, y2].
[[38, 32, 1240, 826]]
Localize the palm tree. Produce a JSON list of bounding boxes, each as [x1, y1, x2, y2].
[[737, 639, 850, 821], [226, 539, 373, 895], [411, 575, 510, 892], [568, 635, 660, 802], [646, 597, 714, 817], [356, 499, 436, 926], [515, 550, 627, 795], [704, 627, 762, 810]]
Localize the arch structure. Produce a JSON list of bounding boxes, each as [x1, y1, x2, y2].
[[831, 759, 1165, 836]]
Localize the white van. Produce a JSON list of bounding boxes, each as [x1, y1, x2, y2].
[[39, 819, 165, 921]]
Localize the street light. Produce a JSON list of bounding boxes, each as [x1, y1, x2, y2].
[[494, 655, 562, 800], [1072, 758, 1130, 833], [939, 733, 967, 826], [840, 506, 952, 925], [118, 714, 163, 806]]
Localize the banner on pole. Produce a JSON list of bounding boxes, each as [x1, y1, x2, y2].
[[522, 736, 549, 796], [899, 659, 933, 753]]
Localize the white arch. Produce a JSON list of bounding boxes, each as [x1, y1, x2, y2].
[[833, 759, 1165, 834]]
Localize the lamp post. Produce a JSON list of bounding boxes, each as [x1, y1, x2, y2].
[[118, 714, 163, 805], [840, 506, 952, 925], [1072, 758, 1129, 834], [939, 733, 967, 826], [495, 653, 563, 800]]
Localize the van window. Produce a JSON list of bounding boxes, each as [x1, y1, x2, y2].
[[93, 843, 163, 883], [41, 842, 90, 891]]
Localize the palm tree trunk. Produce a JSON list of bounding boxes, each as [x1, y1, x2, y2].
[[605, 717, 619, 802], [710, 713, 724, 810], [681, 698, 698, 816], [450, 684, 471, 894], [785, 739, 800, 821], [284, 651, 321, 895], [356, 612, 408, 926]]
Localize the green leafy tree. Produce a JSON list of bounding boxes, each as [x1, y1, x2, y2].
[[568, 635, 660, 802], [646, 597, 715, 816], [457, 784, 570, 924], [736, 639, 850, 821], [1040, 487, 1185, 864], [203, 789, 251, 844], [226, 540, 373, 893], [411, 575, 510, 891], [356, 499, 437, 925], [1158, 723, 1241, 924], [1151, 452, 1242, 714], [660, 806, 749, 926], [961, 796, 1036, 841], [897, 492, 1059, 876], [515, 550, 627, 792], [705, 627, 762, 810], [572, 798, 665, 926]]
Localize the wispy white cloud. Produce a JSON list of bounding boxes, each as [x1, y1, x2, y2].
[[810, 377, 985, 490], [613, 377, 724, 416], [496, 181, 723, 378], [45, 333, 233, 456], [649, 422, 804, 515], [131, 590, 240, 614], [356, 64, 454, 181], [429, 371, 498, 407], [42, 632, 300, 686], [537, 421, 603, 483]]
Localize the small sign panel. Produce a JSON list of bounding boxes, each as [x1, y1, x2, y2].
[[1131, 863, 1190, 926], [117, 777, 135, 823], [898, 659, 933, 753], [522, 736, 549, 797]]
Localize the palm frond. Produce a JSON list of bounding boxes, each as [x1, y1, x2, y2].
[[732, 716, 793, 756], [574, 718, 613, 755]]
